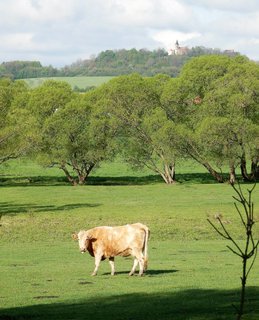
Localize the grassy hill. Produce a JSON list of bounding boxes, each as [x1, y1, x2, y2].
[[24, 76, 114, 89]]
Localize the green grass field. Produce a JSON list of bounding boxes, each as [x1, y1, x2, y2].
[[24, 76, 114, 89], [0, 159, 259, 320]]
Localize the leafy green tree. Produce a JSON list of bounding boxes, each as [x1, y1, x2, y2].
[[162, 55, 259, 183], [28, 80, 74, 125], [0, 61, 58, 79], [39, 91, 116, 185], [200, 57, 259, 182], [0, 79, 37, 165], [59, 47, 237, 77], [98, 73, 178, 184], [196, 117, 258, 183]]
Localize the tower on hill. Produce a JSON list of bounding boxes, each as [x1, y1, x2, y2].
[[168, 40, 189, 56]]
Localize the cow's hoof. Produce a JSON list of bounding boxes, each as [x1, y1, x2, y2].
[[91, 273, 97, 276]]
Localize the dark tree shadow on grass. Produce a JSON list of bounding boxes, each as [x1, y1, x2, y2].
[[0, 176, 69, 187], [85, 173, 221, 185], [0, 172, 230, 187], [0, 287, 258, 320], [0, 202, 101, 217]]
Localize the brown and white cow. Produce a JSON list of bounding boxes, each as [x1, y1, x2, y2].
[[72, 223, 150, 276]]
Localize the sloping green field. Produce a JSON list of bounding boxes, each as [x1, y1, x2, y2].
[[24, 76, 114, 89]]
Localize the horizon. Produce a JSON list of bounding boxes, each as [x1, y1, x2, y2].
[[0, 44, 248, 69], [0, 1, 258, 68]]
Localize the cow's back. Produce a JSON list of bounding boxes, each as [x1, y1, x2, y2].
[[88, 225, 146, 258]]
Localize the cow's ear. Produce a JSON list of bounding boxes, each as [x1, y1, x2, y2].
[[72, 233, 78, 241], [86, 234, 96, 241], [88, 237, 97, 242]]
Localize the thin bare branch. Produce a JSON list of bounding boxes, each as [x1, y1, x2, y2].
[[209, 182, 258, 320], [234, 203, 246, 227], [226, 245, 243, 258], [248, 183, 256, 194], [207, 219, 229, 240], [232, 196, 243, 204], [232, 184, 250, 223], [251, 202, 254, 222], [246, 245, 258, 278]]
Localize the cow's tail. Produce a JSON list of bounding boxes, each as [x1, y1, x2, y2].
[[143, 225, 150, 272]]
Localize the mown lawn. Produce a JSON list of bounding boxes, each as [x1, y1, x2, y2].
[[0, 159, 259, 319]]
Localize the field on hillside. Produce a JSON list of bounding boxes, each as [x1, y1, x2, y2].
[[1, 159, 259, 320], [24, 76, 114, 89]]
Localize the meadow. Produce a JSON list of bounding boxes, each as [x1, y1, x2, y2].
[[0, 159, 259, 320], [24, 76, 114, 89]]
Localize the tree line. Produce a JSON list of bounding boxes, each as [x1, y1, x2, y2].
[[0, 61, 58, 80], [60, 46, 229, 77], [0, 54, 258, 185], [0, 46, 238, 80]]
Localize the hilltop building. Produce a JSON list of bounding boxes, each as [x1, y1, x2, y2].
[[168, 40, 189, 56], [223, 49, 237, 57]]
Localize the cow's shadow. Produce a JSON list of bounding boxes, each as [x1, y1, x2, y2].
[[102, 269, 179, 276]]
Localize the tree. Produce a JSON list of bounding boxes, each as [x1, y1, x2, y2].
[[201, 57, 259, 182], [28, 80, 74, 125], [39, 91, 116, 185], [161, 69, 226, 182], [161, 55, 259, 183], [208, 183, 259, 319], [0, 61, 58, 79], [98, 73, 178, 184], [193, 116, 259, 184], [0, 79, 37, 165]]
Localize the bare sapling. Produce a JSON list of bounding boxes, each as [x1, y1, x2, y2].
[[208, 183, 259, 320]]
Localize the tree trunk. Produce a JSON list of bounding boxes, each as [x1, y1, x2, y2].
[[240, 153, 250, 181], [202, 161, 224, 183], [78, 174, 86, 185], [187, 149, 224, 183], [229, 163, 236, 184], [161, 162, 176, 184], [60, 164, 77, 186], [169, 163, 176, 181], [251, 156, 259, 181], [236, 258, 247, 320], [240, 153, 259, 182], [77, 163, 95, 185]]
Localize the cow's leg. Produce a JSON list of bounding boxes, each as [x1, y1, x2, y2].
[[92, 254, 102, 276], [136, 253, 145, 276], [138, 257, 145, 276], [130, 250, 145, 276], [129, 258, 139, 276], [109, 257, 115, 276]]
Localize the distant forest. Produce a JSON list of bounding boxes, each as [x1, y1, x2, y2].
[[0, 46, 239, 79]]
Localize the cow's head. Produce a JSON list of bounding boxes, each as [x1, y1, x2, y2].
[[72, 233, 78, 241], [73, 230, 91, 253]]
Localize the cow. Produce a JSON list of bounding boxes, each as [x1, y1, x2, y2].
[[72, 223, 150, 276]]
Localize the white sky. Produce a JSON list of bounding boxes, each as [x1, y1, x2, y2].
[[0, 0, 258, 67]]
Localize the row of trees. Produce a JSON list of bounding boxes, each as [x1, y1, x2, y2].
[[60, 46, 238, 77], [0, 46, 239, 80], [0, 55, 258, 185], [0, 61, 58, 80]]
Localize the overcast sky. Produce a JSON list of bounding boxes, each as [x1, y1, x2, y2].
[[0, 0, 258, 67]]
